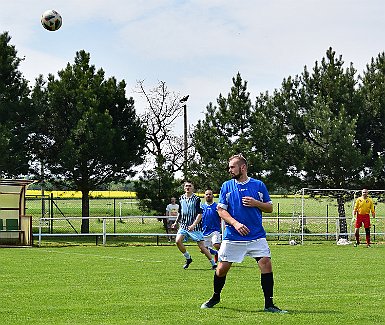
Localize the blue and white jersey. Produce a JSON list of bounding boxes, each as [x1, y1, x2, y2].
[[218, 177, 272, 241], [178, 193, 203, 231], [201, 202, 221, 236]]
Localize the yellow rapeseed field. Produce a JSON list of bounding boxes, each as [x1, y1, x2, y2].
[[26, 191, 293, 199], [27, 190, 136, 199]]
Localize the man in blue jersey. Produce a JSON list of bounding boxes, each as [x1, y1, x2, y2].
[[201, 154, 287, 313], [202, 188, 222, 263], [171, 181, 217, 270]]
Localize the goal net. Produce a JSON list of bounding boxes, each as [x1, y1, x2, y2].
[[291, 188, 385, 245]]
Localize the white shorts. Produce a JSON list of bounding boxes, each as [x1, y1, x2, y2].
[[204, 231, 222, 248], [218, 238, 271, 263]]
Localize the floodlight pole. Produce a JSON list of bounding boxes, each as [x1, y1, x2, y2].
[[180, 95, 189, 179]]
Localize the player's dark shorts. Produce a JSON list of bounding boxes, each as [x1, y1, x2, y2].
[[355, 214, 370, 228]]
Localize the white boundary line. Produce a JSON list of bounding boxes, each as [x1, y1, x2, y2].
[[39, 249, 163, 263]]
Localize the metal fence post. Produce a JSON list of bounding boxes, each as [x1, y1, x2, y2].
[[50, 193, 54, 234], [113, 198, 116, 234], [326, 204, 329, 240], [102, 218, 106, 245], [277, 202, 280, 240], [38, 218, 42, 247]]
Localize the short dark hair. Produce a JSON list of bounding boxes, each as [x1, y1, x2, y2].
[[229, 153, 248, 166]]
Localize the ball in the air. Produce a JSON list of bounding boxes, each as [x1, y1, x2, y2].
[[41, 10, 62, 31]]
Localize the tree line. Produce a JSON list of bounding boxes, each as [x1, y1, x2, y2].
[[1, 31, 384, 226], [192, 49, 385, 194]]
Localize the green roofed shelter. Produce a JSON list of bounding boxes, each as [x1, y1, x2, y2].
[[0, 179, 35, 246]]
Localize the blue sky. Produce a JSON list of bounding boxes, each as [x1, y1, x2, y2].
[[1, 1, 384, 135]]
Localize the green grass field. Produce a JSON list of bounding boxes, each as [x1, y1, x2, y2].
[[0, 243, 384, 325]]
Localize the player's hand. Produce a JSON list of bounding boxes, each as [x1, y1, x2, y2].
[[234, 222, 250, 236], [242, 196, 257, 207], [187, 224, 195, 231], [171, 223, 177, 229]]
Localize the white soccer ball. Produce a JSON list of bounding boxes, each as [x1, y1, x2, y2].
[[336, 238, 351, 246], [41, 10, 62, 31], [289, 239, 297, 246]]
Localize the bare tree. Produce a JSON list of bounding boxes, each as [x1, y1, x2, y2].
[[136, 80, 185, 173]]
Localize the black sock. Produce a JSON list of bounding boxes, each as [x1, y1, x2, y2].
[[365, 228, 371, 244], [261, 272, 274, 308], [213, 272, 226, 300]]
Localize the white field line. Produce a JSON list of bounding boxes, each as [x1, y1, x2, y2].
[[39, 249, 163, 263]]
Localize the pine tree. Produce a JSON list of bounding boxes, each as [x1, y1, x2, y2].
[[31, 50, 146, 232], [0, 32, 31, 177], [193, 72, 253, 190]]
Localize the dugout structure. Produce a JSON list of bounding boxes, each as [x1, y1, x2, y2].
[[0, 179, 35, 246], [292, 188, 385, 244]]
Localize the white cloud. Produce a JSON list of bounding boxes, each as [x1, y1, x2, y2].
[[1, 0, 384, 133]]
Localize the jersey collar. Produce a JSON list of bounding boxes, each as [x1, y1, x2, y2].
[[234, 177, 250, 185]]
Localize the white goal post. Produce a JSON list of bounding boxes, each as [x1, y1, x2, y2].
[[292, 188, 385, 245]]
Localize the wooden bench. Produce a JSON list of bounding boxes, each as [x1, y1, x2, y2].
[[0, 219, 25, 245]]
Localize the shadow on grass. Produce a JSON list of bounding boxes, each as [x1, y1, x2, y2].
[[214, 306, 343, 315], [185, 263, 256, 272]]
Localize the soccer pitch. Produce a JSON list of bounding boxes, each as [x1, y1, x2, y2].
[[0, 243, 384, 325]]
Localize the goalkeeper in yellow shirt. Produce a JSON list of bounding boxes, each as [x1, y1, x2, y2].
[[353, 189, 375, 247]]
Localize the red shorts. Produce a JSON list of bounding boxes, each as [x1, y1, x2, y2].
[[355, 214, 371, 228]]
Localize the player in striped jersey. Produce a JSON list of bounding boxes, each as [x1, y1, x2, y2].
[[171, 181, 217, 269]]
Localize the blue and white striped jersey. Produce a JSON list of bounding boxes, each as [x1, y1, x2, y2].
[[178, 193, 203, 231]]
